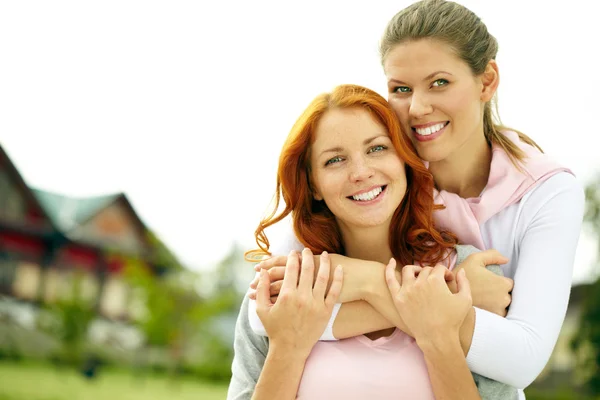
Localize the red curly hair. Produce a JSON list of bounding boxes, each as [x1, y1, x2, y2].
[[247, 84, 457, 266]]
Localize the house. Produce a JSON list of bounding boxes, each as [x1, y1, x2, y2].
[[0, 143, 169, 320]]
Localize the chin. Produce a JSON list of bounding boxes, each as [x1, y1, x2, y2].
[[415, 147, 451, 164]]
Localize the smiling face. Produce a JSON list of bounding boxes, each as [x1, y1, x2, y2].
[[309, 107, 407, 232], [384, 38, 491, 164]]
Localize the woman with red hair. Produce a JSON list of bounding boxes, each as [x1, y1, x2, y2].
[[228, 84, 514, 399]]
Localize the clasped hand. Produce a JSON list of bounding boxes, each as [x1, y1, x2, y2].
[[254, 248, 343, 357]]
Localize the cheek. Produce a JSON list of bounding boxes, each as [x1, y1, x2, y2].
[[445, 86, 481, 123], [313, 171, 342, 201]]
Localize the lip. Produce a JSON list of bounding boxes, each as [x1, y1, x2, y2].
[[347, 185, 388, 206], [411, 122, 449, 142]]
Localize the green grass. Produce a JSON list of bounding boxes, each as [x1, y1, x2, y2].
[[0, 361, 228, 400]]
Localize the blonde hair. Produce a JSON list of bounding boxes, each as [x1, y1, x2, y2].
[[380, 0, 542, 166]]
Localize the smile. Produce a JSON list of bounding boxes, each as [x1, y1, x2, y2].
[[411, 122, 449, 142], [348, 185, 387, 202], [413, 122, 448, 136]]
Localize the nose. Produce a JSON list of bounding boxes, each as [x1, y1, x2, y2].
[[408, 92, 433, 119], [349, 156, 374, 183]]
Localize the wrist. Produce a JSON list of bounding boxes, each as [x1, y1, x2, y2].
[[362, 260, 388, 303], [269, 341, 311, 362], [458, 307, 476, 356], [417, 333, 463, 360]]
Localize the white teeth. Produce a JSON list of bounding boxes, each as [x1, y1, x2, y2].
[[415, 122, 446, 136], [352, 186, 383, 201]]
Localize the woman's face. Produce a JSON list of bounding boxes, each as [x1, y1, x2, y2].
[[384, 38, 489, 164], [309, 107, 407, 231]]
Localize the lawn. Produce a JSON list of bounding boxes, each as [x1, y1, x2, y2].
[[0, 361, 229, 400]]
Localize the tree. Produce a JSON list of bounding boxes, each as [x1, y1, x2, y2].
[[571, 178, 600, 394]]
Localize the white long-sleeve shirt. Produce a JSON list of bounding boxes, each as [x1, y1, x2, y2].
[[247, 172, 584, 394]]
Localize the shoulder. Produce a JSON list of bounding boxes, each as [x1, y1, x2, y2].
[[267, 218, 304, 256], [454, 245, 503, 276], [455, 244, 480, 263], [521, 172, 584, 214]]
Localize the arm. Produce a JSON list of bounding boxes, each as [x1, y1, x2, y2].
[[227, 295, 269, 400], [389, 264, 481, 399], [250, 250, 503, 349], [420, 337, 481, 400], [465, 174, 584, 388], [251, 250, 343, 399], [252, 346, 307, 400]]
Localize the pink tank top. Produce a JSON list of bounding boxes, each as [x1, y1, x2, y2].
[[296, 329, 435, 400]]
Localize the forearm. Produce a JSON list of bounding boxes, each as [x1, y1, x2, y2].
[[252, 346, 307, 400], [332, 300, 394, 338], [419, 337, 481, 400]]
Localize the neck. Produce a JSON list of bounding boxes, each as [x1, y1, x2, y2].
[[428, 132, 492, 198], [339, 222, 393, 265]]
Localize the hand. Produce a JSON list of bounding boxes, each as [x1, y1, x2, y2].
[[453, 249, 513, 316], [255, 249, 343, 357], [386, 260, 472, 344], [249, 253, 375, 303], [248, 254, 314, 302]]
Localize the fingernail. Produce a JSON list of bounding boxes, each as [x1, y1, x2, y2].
[[322, 251, 328, 256], [335, 265, 343, 276]]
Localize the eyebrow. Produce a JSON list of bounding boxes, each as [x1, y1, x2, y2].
[[320, 135, 388, 157], [388, 70, 453, 85]]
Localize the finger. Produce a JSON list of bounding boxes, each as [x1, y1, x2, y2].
[[248, 290, 256, 300], [249, 275, 259, 289], [416, 266, 433, 281], [477, 249, 509, 266], [281, 250, 300, 291], [456, 269, 472, 299], [270, 280, 283, 297], [505, 277, 514, 292], [256, 269, 273, 309], [401, 265, 422, 286], [298, 248, 315, 292], [313, 251, 330, 299], [254, 255, 290, 271], [267, 266, 286, 283], [385, 258, 401, 294], [429, 263, 454, 282], [325, 265, 343, 309]]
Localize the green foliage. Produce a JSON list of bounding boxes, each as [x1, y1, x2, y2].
[[37, 272, 96, 366], [119, 244, 241, 380], [571, 177, 600, 394]]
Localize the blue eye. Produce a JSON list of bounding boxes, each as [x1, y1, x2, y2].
[[432, 79, 449, 87], [325, 156, 343, 166], [368, 145, 387, 154], [394, 86, 411, 93]]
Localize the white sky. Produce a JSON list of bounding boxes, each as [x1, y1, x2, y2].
[[1, 1, 599, 283]]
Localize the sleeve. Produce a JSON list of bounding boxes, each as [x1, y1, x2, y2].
[[227, 294, 270, 400], [466, 173, 585, 389], [456, 245, 519, 399]]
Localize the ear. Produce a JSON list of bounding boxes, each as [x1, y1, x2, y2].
[[310, 175, 323, 201], [313, 189, 323, 201], [480, 60, 499, 102]]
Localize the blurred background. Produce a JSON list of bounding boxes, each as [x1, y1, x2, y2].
[[0, 1, 599, 399]]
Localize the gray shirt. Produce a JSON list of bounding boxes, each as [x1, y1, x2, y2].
[[227, 245, 517, 400]]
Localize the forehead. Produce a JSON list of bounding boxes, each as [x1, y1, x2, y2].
[[383, 38, 471, 80], [312, 107, 387, 147]]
